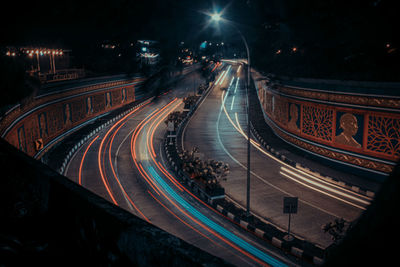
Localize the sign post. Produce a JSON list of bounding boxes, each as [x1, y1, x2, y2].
[[167, 121, 175, 145], [283, 196, 298, 241]]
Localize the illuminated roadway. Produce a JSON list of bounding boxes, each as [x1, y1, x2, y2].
[[64, 69, 298, 267], [182, 62, 372, 248]]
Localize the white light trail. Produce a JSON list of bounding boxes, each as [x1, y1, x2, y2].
[[229, 76, 235, 87], [230, 96, 235, 110], [215, 70, 225, 84], [219, 84, 371, 210], [218, 65, 231, 85], [234, 77, 240, 94]]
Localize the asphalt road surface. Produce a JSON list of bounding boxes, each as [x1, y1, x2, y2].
[[65, 68, 299, 267], [182, 62, 372, 249]]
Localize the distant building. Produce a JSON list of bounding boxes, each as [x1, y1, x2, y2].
[[136, 40, 160, 66], [4, 46, 84, 83]]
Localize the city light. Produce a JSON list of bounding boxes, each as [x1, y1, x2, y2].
[[5, 48, 66, 57], [211, 13, 221, 22]]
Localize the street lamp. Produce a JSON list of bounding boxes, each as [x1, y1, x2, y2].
[[209, 12, 252, 218], [211, 13, 221, 22]]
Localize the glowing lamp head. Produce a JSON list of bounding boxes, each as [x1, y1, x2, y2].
[[211, 13, 221, 22]]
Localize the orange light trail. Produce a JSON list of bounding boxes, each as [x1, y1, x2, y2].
[[131, 97, 270, 267], [107, 115, 151, 222], [211, 62, 219, 72], [97, 102, 150, 206], [98, 131, 118, 205], [130, 108, 162, 195], [146, 99, 178, 158], [79, 135, 99, 185]]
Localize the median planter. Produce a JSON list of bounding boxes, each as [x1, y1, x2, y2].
[[162, 79, 326, 265], [164, 137, 225, 202]]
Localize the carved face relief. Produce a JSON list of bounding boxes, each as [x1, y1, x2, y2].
[[336, 113, 361, 148]]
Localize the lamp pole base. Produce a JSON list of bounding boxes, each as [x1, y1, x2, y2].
[[283, 234, 294, 242]]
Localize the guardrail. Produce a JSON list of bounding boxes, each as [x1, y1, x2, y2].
[[58, 97, 153, 175]]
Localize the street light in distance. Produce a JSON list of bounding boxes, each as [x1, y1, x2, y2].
[[207, 11, 252, 218], [211, 13, 222, 22]]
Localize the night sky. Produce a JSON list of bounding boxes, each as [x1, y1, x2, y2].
[[2, 0, 398, 80], [2, 0, 396, 47], [3, 0, 247, 46]]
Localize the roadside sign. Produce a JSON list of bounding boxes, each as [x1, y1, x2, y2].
[[283, 196, 298, 241], [35, 138, 43, 151], [283, 197, 298, 214], [168, 121, 174, 131]]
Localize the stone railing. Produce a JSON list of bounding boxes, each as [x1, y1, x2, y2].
[[0, 76, 144, 158], [254, 75, 400, 177]]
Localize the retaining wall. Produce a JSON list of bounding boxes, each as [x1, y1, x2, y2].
[[254, 77, 400, 176], [0, 77, 145, 158]]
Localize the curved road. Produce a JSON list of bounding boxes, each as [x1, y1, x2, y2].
[[64, 70, 299, 267], [182, 62, 372, 248]]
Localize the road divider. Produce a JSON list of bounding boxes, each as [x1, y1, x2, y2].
[[162, 78, 326, 265]]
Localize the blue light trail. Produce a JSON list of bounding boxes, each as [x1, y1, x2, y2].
[[146, 165, 287, 267]]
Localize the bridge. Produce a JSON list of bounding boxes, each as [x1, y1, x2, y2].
[[1, 62, 399, 266]]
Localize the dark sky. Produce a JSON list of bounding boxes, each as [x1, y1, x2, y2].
[[2, 0, 397, 53], [2, 0, 261, 47]]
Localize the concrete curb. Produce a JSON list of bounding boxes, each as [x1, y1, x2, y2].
[[58, 98, 153, 175], [161, 78, 325, 265], [250, 123, 375, 198], [208, 201, 325, 265]]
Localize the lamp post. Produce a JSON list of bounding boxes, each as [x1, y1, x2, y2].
[[210, 12, 252, 218]]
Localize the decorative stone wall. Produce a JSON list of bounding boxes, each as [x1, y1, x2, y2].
[[0, 77, 145, 157], [255, 80, 400, 175]]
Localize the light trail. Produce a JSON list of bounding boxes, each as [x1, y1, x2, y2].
[[98, 133, 119, 205], [129, 98, 288, 267], [107, 113, 151, 222], [229, 76, 235, 87], [279, 170, 366, 210], [215, 70, 226, 84], [237, 64, 242, 74], [145, 107, 273, 266], [280, 167, 369, 207], [230, 95, 236, 110], [218, 65, 371, 210], [130, 108, 163, 195], [216, 87, 342, 219], [211, 62, 221, 72], [234, 77, 240, 94], [218, 65, 232, 85], [147, 189, 223, 247], [94, 101, 151, 219], [79, 135, 99, 185], [145, 165, 282, 267]]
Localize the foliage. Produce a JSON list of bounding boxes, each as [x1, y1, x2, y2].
[[322, 218, 351, 243], [183, 95, 199, 108], [180, 147, 229, 186], [164, 111, 185, 127]]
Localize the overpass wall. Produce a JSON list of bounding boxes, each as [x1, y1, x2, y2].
[[0, 77, 145, 158], [254, 79, 400, 176]]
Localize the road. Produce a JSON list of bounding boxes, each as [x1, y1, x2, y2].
[[65, 69, 298, 267], [182, 62, 372, 248]]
